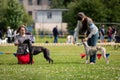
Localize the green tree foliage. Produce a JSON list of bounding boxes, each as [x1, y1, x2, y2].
[[0, 0, 7, 29], [4, 0, 25, 29], [51, 0, 75, 8], [21, 6, 33, 26], [101, 0, 120, 22], [62, 0, 120, 33], [63, 0, 75, 7], [0, 0, 33, 30], [51, 0, 65, 8], [65, 0, 107, 33]]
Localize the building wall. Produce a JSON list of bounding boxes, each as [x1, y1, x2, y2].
[[35, 23, 68, 34], [35, 10, 62, 23], [18, 0, 50, 20], [18, 0, 68, 34]]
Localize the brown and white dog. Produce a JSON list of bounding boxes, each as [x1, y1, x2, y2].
[[82, 39, 109, 64]]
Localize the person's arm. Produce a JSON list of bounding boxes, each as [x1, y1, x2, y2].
[[14, 36, 19, 46], [73, 21, 82, 38], [88, 24, 96, 38], [85, 18, 98, 40]]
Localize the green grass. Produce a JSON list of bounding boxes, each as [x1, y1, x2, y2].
[[0, 45, 120, 80], [35, 35, 68, 43]]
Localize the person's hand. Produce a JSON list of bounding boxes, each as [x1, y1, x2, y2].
[[14, 42, 19, 46], [83, 37, 88, 41]]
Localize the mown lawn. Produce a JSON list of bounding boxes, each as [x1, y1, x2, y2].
[[0, 44, 120, 80], [35, 35, 67, 43]]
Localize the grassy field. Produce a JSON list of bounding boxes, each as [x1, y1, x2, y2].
[[0, 44, 120, 80], [35, 35, 67, 43]]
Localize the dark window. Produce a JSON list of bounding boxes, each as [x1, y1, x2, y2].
[[28, 11, 32, 16], [19, 0, 23, 4], [37, 0, 42, 5], [47, 12, 52, 19], [28, 0, 32, 5]]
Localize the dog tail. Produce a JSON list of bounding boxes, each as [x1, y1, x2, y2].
[[42, 48, 53, 64]]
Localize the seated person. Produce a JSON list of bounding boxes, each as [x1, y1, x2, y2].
[[14, 25, 33, 64]]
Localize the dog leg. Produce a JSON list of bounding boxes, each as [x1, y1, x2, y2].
[[43, 48, 53, 64], [86, 54, 89, 64], [101, 47, 109, 64]]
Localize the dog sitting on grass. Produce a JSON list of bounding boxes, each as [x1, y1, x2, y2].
[[82, 39, 109, 64]]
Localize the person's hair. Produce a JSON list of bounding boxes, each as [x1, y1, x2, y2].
[[77, 12, 88, 33], [16, 25, 27, 34], [81, 18, 88, 33], [77, 12, 86, 20]]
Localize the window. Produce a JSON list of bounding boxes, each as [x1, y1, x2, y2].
[[28, 11, 32, 16], [48, 0, 52, 6], [37, 0, 42, 5], [28, 0, 32, 5], [47, 12, 52, 19], [19, 0, 23, 4]]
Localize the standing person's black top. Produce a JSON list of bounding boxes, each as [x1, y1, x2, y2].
[[53, 27, 59, 37]]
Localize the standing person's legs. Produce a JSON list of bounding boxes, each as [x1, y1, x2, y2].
[[7, 37, 11, 43], [54, 36, 58, 43], [87, 33, 98, 63], [56, 36, 58, 43], [108, 36, 112, 42], [100, 35, 104, 42]]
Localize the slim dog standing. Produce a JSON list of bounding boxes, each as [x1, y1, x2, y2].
[[82, 39, 109, 64], [23, 39, 53, 64]]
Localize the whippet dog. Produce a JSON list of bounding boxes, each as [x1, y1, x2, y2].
[[82, 39, 109, 64]]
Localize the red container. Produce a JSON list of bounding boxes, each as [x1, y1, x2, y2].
[[16, 53, 34, 64]]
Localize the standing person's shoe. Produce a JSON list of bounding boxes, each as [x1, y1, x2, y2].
[[90, 62, 95, 64]]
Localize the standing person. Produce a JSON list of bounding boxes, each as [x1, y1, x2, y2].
[[14, 25, 33, 64], [52, 25, 59, 43], [7, 27, 12, 43], [107, 26, 113, 42], [74, 12, 99, 64], [111, 25, 116, 42], [99, 25, 105, 43]]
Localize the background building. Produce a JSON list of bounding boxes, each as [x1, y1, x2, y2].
[[18, 0, 68, 34]]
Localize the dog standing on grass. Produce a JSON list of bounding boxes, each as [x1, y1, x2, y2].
[[31, 46, 53, 64], [23, 39, 53, 64], [82, 39, 109, 64]]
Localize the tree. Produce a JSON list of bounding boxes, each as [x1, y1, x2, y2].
[[21, 6, 33, 26], [2, 0, 33, 30], [64, 0, 108, 33], [4, 0, 25, 29], [0, 0, 7, 30], [63, 0, 75, 7], [50, 0, 65, 8], [101, 0, 120, 22]]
